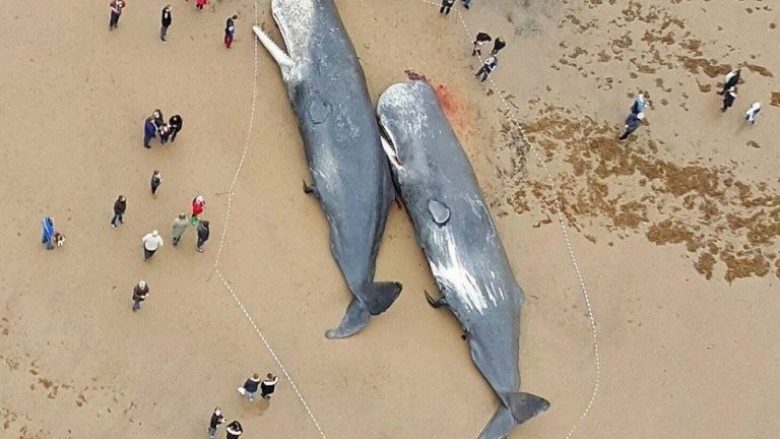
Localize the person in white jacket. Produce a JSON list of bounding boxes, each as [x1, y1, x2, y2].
[[141, 230, 164, 260]]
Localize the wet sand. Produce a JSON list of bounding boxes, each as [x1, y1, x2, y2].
[[1, 0, 778, 438]]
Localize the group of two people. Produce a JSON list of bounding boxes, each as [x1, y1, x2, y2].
[[144, 109, 183, 148]]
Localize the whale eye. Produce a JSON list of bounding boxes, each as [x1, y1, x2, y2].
[[309, 97, 331, 124], [428, 199, 450, 225]]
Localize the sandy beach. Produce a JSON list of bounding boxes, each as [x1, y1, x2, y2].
[[1, 0, 778, 438]]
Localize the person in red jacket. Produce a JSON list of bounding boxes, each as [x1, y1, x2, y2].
[[191, 195, 205, 225]]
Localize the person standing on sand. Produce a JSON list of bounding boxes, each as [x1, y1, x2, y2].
[[260, 373, 278, 400], [171, 213, 188, 246], [475, 56, 498, 82], [132, 280, 149, 312], [41, 217, 56, 250], [224, 15, 238, 49], [111, 195, 127, 227], [744, 102, 761, 124], [440, 0, 455, 15], [461, 0, 472, 10], [160, 5, 172, 42], [225, 420, 243, 439], [168, 114, 183, 142], [158, 124, 172, 144], [471, 32, 491, 56], [141, 230, 164, 260], [718, 68, 741, 95], [238, 373, 262, 402], [721, 87, 737, 112], [196, 220, 210, 252], [618, 112, 643, 141], [109, 0, 126, 31], [491, 37, 506, 56], [144, 116, 156, 149], [191, 195, 205, 225], [150, 170, 162, 196], [208, 407, 225, 439], [196, 0, 208, 11], [631, 93, 646, 115]]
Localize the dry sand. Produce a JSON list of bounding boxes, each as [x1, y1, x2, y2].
[[1, 0, 778, 438]]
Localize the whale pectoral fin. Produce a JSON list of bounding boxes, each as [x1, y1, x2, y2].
[[428, 199, 451, 225], [364, 281, 403, 315], [325, 298, 370, 339], [424, 289, 448, 309], [252, 25, 294, 70], [302, 179, 320, 199], [478, 392, 550, 439]]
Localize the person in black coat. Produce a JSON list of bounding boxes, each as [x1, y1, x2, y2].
[[160, 5, 172, 41], [440, 0, 455, 15], [618, 112, 643, 141], [196, 220, 210, 252], [472, 32, 491, 56], [225, 420, 243, 439], [491, 37, 506, 56], [111, 195, 126, 228], [721, 87, 737, 112], [169, 114, 183, 142], [132, 281, 149, 312]]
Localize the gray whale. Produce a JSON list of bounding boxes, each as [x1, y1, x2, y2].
[[377, 80, 549, 439], [253, 0, 401, 339]]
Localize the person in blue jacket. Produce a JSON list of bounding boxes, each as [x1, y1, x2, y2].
[[143, 116, 156, 148], [41, 217, 55, 250]]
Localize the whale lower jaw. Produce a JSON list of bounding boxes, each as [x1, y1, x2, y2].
[[252, 25, 294, 72]]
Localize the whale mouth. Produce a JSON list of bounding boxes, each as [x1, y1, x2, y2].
[[378, 122, 403, 170]]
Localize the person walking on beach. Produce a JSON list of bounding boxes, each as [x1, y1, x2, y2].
[[160, 5, 172, 42], [150, 171, 162, 196], [225, 420, 243, 439], [631, 93, 646, 115], [191, 195, 205, 225], [238, 373, 262, 402], [744, 102, 761, 124], [618, 112, 643, 141], [158, 124, 172, 144], [260, 373, 278, 400], [132, 281, 149, 312], [718, 68, 741, 95], [491, 37, 506, 56], [111, 195, 127, 227], [144, 116, 156, 149], [475, 56, 498, 82], [171, 213, 188, 246], [109, 0, 126, 31], [41, 217, 56, 250], [196, 220, 210, 252], [472, 32, 491, 56], [224, 15, 238, 49], [461, 0, 472, 9], [721, 87, 737, 112], [208, 407, 226, 439], [141, 230, 164, 261], [168, 114, 183, 142], [196, 0, 208, 11], [440, 0, 455, 15]]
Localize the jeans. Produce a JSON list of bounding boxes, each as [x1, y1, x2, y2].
[[224, 33, 234, 48], [170, 128, 179, 142], [475, 67, 490, 82], [208, 427, 218, 438], [440, 5, 452, 14], [144, 133, 154, 148], [111, 213, 124, 227], [144, 247, 156, 260], [132, 298, 142, 311], [197, 238, 207, 249], [160, 25, 169, 41]]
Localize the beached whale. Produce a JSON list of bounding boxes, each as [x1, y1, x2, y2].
[[252, 0, 401, 339], [377, 80, 549, 439]]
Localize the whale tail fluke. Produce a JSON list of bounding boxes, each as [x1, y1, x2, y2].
[[478, 392, 549, 439], [365, 281, 403, 315], [325, 297, 370, 339]]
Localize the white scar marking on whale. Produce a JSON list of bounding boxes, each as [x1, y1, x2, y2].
[[428, 226, 506, 314]]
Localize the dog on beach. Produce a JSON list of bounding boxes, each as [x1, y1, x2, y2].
[[54, 232, 66, 247]]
